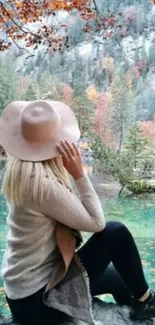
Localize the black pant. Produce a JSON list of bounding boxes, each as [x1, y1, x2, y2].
[[6, 221, 149, 325]]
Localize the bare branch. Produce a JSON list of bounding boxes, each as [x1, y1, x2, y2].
[[11, 39, 35, 56], [92, 0, 100, 15]]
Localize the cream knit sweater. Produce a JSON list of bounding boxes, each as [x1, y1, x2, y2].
[[1, 176, 105, 299]]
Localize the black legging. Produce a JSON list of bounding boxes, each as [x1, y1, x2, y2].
[[6, 221, 149, 325], [78, 221, 148, 304]]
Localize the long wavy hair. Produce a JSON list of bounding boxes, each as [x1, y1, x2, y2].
[[2, 155, 71, 206]]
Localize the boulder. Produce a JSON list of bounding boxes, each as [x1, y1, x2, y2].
[[0, 299, 154, 325]]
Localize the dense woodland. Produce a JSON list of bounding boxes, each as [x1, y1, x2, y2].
[[1, 0, 155, 193]]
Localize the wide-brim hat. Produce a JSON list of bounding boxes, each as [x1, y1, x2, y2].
[[0, 100, 80, 162]]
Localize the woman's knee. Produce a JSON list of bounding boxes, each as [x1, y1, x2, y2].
[[93, 221, 133, 247], [105, 221, 127, 231], [101, 221, 131, 239]]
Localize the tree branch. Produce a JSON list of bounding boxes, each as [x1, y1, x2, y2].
[[117, 185, 125, 199], [0, 1, 59, 49], [0, 1, 27, 34], [0, 1, 40, 39], [0, 13, 34, 56], [7, 0, 20, 21], [12, 39, 35, 56], [92, 0, 100, 15]]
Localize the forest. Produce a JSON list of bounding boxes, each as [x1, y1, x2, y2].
[[1, 0, 155, 194]]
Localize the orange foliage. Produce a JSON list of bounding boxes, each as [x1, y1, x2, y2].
[[94, 92, 113, 147], [0, 1, 154, 51], [140, 117, 155, 145], [0, 1, 120, 51], [0, 0, 96, 50], [62, 84, 73, 104], [125, 66, 140, 88]]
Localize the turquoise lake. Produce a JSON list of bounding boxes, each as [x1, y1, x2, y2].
[[0, 187, 155, 314]]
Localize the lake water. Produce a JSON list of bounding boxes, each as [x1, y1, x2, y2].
[[0, 189, 155, 314]]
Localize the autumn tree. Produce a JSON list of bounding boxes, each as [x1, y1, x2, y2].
[[62, 84, 73, 104], [0, 0, 120, 52], [86, 85, 98, 103], [0, 0, 154, 54], [140, 118, 155, 147], [94, 92, 113, 147]]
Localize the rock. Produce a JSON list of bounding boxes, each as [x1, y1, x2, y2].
[[0, 299, 155, 325], [145, 180, 155, 191]]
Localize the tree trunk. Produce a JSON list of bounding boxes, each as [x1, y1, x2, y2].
[[118, 121, 123, 154], [117, 185, 125, 200]]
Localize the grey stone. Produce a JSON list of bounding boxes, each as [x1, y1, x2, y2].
[[0, 299, 155, 325]]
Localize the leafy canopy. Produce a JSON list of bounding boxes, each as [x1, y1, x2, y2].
[[0, 0, 140, 51]]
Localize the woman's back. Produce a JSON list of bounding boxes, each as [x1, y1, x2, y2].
[[2, 200, 60, 299]]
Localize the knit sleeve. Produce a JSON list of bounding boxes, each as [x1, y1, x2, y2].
[[41, 176, 105, 233]]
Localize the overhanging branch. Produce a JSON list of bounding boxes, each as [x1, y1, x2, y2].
[[92, 0, 100, 15]]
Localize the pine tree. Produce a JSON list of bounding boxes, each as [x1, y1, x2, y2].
[[110, 73, 134, 152], [38, 72, 62, 101], [0, 54, 18, 113], [71, 94, 94, 135], [124, 123, 150, 169], [22, 84, 37, 101]]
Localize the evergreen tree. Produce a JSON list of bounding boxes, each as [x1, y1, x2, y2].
[[110, 73, 134, 152], [37, 72, 62, 101], [0, 54, 18, 113], [71, 94, 94, 135], [22, 84, 37, 101], [148, 43, 155, 67], [124, 123, 151, 168]]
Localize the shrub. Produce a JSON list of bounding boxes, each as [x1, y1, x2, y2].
[[127, 179, 149, 193]]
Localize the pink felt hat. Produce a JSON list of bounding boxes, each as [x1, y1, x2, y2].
[[0, 100, 80, 161]]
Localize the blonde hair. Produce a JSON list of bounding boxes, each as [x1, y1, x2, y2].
[[2, 155, 71, 206]]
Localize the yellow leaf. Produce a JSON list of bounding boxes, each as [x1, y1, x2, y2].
[[16, 2, 23, 8], [86, 85, 98, 102]]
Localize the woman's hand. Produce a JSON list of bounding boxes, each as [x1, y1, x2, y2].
[[57, 140, 84, 180]]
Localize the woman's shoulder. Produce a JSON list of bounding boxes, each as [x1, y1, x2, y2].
[[42, 176, 71, 197]]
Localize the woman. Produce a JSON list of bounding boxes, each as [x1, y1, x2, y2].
[[0, 100, 155, 325]]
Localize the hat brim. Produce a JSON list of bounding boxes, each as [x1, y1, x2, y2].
[[0, 101, 80, 162]]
